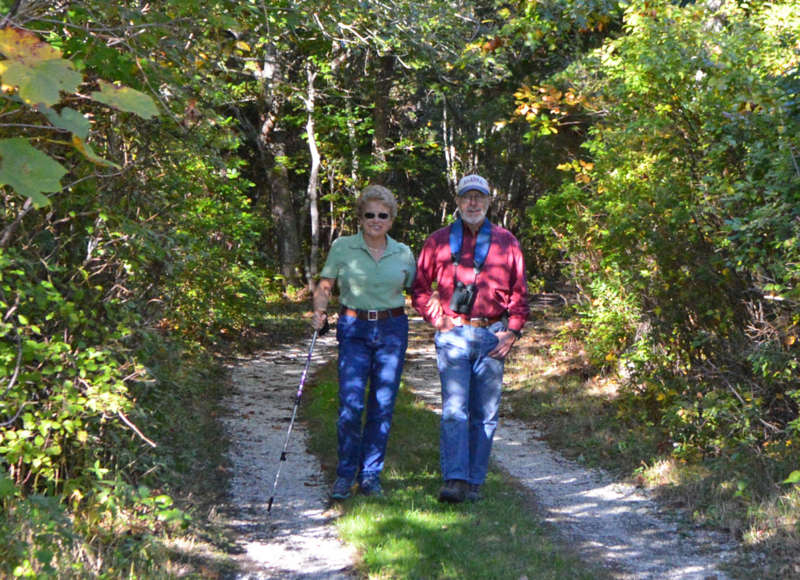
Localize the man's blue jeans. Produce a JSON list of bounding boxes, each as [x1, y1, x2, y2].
[[434, 322, 505, 485], [336, 313, 408, 482]]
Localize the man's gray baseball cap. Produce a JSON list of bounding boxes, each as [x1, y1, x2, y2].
[[457, 174, 490, 196]]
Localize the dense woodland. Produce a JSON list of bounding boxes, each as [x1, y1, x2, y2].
[[1, 0, 798, 576]]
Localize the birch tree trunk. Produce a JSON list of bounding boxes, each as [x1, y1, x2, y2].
[[372, 54, 394, 176], [346, 97, 359, 187], [305, 63, 321, 286], [442, 96, 457, 193], [442, 97, 457, 223]]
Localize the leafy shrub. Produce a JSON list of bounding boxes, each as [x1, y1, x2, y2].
[[529, 0, 800, 464], [577, 277, 641, 370], [0, 471, 75, 578]]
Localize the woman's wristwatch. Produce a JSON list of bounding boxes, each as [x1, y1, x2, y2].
[[508, 328, 522, 339]]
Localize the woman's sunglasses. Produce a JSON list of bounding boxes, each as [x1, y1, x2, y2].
[[363, 212, 390, 220]]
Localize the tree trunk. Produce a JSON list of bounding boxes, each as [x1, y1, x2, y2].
[[268, 149, 302, 285], [442, 96, 457, 195], [305, 64, 321, 287], [346, 96, 359, 187], [260, 46, 302, 286], [441, 97, 458, 223], [372, 54, 394, 178]]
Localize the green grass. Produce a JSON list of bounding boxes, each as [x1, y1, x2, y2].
[[304, 370, 606, 580]]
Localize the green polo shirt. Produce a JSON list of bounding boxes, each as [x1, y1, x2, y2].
[[320, 231, 416, 310]]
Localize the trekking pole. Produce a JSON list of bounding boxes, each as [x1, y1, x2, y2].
[[267, 327, 320, 513]]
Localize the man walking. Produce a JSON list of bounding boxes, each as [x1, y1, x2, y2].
[[411, 174, 529, 503]]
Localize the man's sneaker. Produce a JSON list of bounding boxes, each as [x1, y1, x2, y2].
[[466, 483, 482, 502], [331, 477, 353, 500], [438, 479, 468, 503], [359, 475, 384, 497]]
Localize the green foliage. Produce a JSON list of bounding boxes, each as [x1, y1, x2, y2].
[[576, 277, 641, 370], [0, 27, 82, 106], [146, 158, 275, 341], [0, 250, 133, 488], [90, 80, 159, 119], [0, 138, 67, 206], [1, 3, 283, 576], [529, 0, 800, 464], [0, 471, 75, 578], [0, 26, 158, 206]]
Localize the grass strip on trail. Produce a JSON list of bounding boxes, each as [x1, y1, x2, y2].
[[304, 369, 607, 580]]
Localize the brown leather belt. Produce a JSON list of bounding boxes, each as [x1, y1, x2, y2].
[[340, 306, 406, 321], [451, 315, 503, 328]]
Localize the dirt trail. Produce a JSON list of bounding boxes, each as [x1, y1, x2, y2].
[[218, 315, 738, 579]]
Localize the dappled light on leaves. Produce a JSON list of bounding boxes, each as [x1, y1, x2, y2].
[[0, 26, 82, 106]]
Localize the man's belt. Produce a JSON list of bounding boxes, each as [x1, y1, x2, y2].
[[340, 306, 406, 321], [450, 315, 504, 328]]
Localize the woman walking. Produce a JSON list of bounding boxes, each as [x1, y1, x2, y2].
[[311, 185, 416, 499]]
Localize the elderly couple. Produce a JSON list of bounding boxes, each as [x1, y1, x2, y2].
[[311, 175, 529, 503]]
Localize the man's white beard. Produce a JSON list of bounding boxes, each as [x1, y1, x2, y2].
[[461, 210, 486, 226]]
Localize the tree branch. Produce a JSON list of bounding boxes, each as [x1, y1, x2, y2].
[[0, 197, 33, 249], [117, 411, 157, 448], [1, 0, 22, 28]]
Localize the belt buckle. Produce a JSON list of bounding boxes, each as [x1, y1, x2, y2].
[[367, 310, 379, 321]]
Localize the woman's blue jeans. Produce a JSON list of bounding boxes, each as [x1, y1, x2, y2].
[[434, 321, 505, 485], [335, 313, 408, 482]]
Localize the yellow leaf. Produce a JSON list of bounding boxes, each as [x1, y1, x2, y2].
[[0, 26, 62, 63], [0, 27, 81, 105]]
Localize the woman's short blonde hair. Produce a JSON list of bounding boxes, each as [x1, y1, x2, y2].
[[356, 184, 398, 219]]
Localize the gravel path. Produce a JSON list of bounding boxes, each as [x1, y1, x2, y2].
[[220, 330, 357, 579], [219, 315, 739, 579]]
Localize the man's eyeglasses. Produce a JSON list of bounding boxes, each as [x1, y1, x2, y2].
[[363, 212, 390, 220]]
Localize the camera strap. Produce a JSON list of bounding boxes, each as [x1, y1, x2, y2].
[[449, 218, 492, 278]]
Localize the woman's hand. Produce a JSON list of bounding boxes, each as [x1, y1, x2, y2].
[[311, 277, 334, 330], [311, 310, 328, 330]]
